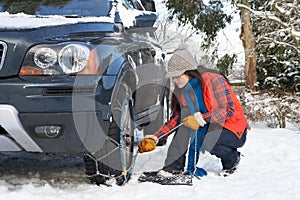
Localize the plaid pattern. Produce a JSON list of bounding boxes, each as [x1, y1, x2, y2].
[[153, 110, 180, 139], [202, 74, 234, 123], [153, 72, 236, 140]]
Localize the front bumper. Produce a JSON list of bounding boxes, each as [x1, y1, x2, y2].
[[0, 105, 111, 153], [0, 76, 113, 153]]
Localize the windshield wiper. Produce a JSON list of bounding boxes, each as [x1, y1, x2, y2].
[[64, 15, 82, 18]]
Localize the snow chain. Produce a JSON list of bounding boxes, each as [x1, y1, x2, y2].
[[119, 94, 139, 184], [85, 94, 139, 185]]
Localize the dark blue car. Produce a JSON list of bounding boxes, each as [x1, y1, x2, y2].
[[0, 0, 169, 185]]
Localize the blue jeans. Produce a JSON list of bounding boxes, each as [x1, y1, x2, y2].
[[163, 108, 247, 171], [202, 127, 247, 169]]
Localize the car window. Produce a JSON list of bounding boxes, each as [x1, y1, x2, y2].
[[122, 0, 143, 11], [0, 0, 111, 17]]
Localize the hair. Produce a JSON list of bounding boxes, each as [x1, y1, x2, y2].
[[170, 65, 228, 112]]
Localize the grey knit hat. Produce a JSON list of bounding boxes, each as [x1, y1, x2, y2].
[[166, 44, 197, 77]]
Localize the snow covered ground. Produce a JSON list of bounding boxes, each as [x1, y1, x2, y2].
[[0, 123, 299, 200]]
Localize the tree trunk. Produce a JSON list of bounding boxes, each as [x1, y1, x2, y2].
[[239, 0, 257, 90]]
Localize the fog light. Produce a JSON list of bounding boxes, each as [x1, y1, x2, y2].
[[35, 126, 62, 138]]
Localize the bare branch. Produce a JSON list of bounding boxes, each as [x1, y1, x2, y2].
[[258, 36, 300, 53], [236, 3, 289, 28]]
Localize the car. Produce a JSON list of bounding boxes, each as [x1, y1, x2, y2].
[[0, 0, 170, 186]]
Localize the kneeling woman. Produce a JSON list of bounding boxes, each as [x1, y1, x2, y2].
[[138, 45, 250, 177]]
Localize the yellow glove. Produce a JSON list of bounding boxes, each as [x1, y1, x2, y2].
[[138, 135, 158, 153], [182, 112, 206, 130]]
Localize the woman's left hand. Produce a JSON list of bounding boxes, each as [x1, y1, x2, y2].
[[182, 112, 206, 130]]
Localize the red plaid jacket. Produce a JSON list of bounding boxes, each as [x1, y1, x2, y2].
[[154, 72, 249, 140]]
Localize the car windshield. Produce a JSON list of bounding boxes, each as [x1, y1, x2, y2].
[[0, 0, 111, 17]]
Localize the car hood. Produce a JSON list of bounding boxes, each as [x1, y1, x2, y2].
[[0, 20, 119, 77]]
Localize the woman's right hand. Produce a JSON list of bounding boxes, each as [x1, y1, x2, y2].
[[138, 135, 158, 153]]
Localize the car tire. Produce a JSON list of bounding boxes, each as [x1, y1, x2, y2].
[[83, 81, 135, 186]]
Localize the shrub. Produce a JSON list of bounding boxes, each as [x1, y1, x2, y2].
[[243, 91, 300, 129]]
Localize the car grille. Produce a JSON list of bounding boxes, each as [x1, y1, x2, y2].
[[0, 41, 7, 70], [43, 87, 97, 96]]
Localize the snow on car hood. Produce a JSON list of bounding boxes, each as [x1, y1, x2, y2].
[[0, 0, 155, 30], [0, 12, 114, 30]]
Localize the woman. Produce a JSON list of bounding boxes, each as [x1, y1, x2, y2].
[[138, 44, 249, 177]]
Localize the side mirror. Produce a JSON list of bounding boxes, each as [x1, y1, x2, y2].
[[134, 12, 157, 27], [120, 0, 157, 29]]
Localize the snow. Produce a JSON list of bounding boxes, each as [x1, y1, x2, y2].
[[116, 0, 156, 28], [0, 12, 114, 29], [0, 123, 300, 200], [0, 0, 154, 29]]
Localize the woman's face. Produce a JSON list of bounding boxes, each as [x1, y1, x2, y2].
[[172, 74, 190, 88]]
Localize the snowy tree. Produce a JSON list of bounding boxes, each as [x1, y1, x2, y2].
[[216, 53, 237, 76], [236, 0, 300, 93], [163, 0, 300, 92], [163, 0, 257, 89], [155, 17, 198, 50], [233, 1, 300, 128], [154, 2, 218, 66], [236, 0, 257, 90]]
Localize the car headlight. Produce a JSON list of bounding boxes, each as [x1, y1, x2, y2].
[[34, 48, 57, 69], [20, 43, 99, 76], [58, 44, 90, 74]]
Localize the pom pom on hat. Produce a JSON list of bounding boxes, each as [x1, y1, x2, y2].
[[166, 43, 197, 77]]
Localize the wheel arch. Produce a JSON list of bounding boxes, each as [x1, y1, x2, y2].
[[110, 62, 137, 106]]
